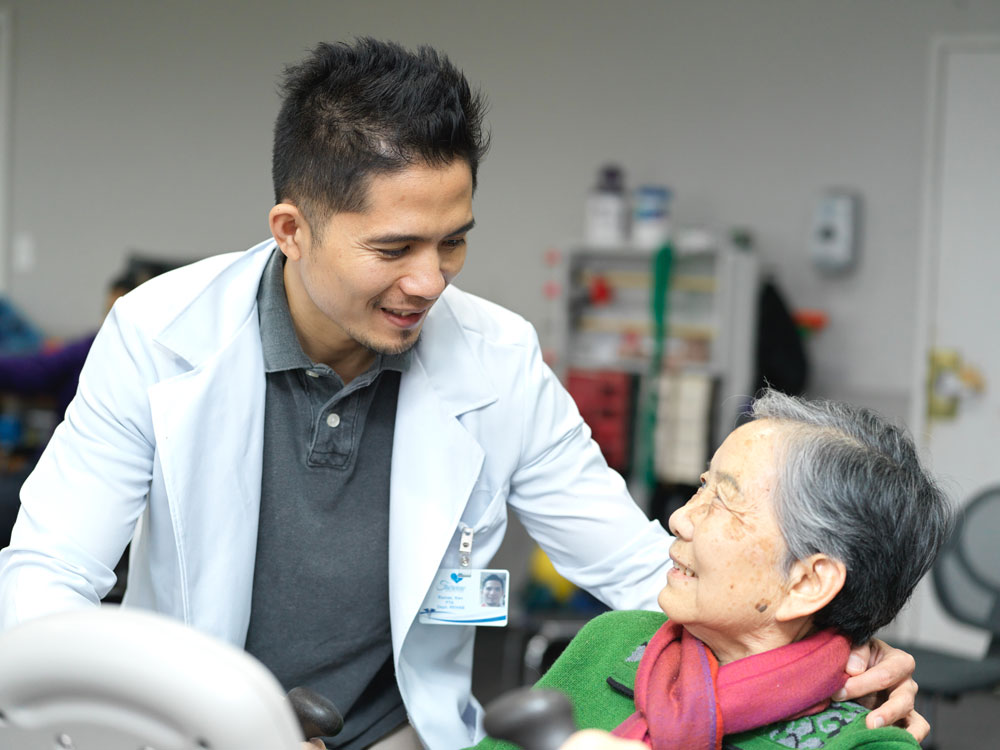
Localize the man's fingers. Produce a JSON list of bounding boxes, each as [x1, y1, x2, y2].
[[866, 705, 930, 743], [560, 729, 647, 750], [839, 644, 916, 701], [860, 677, 919, 731], [852, 692, 878, 710], [893, 708, 931, 743], [845, 642, 871, 675]]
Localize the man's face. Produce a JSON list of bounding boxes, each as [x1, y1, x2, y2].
[[282, 160, 474, 363], [482, 579, 504, 606]]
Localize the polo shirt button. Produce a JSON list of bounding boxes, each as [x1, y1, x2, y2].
[[307, 370, 321, 378], [326, 413, 341, 428]]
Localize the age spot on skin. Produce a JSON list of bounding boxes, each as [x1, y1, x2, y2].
[[725, 516, 747, 541], [755, 600, 770, 613]]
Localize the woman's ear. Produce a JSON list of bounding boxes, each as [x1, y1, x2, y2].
[[774, 554, 846, 622], [269, 203, 309, 262]]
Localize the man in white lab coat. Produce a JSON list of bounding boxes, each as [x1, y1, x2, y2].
[[0, 39, 925, 749]]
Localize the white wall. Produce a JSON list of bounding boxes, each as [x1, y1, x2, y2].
[[3, 0, 1000, 411]]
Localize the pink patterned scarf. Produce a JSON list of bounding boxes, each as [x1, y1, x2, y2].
[[611, 621, 851, 750]]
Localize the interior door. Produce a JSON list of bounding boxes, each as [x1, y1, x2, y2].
[[896, 37, 1000, 657]]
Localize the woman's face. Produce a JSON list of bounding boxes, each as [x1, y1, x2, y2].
[[658, 420, 793, 663]]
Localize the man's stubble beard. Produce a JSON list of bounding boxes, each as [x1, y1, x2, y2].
[[355, 326, 421, 357]]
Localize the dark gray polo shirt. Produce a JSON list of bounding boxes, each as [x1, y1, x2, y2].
[[244, 249, 410, 749]]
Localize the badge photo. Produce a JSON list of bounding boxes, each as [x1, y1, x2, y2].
[[418, 568, 509, 627]]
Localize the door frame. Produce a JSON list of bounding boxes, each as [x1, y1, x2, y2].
[[910, 34, 1000, 449], [894, 34, 1000, 648]]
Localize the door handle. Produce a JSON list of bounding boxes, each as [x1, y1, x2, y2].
[[927, 348, 985, 421]]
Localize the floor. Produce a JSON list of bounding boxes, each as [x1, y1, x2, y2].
[[472, 626, 1000, 749]]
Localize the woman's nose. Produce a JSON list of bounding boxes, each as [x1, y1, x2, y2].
[[668, 501, 694, 540]]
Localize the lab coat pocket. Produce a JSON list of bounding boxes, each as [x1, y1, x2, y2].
[[445, 484, 510, 568], [463, 483, 509, 532]]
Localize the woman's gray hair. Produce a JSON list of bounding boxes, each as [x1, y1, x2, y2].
[[750, 389, 956, 643]]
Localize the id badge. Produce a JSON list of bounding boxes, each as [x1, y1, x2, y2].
[[418, 568, 509, 627]]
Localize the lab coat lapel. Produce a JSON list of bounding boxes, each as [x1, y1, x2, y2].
[[147, 245, 271, 642], [149, 314, 266, 640], [388, 293, 497, 658]]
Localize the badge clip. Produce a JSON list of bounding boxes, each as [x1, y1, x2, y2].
[[459, 525, 474, 568]]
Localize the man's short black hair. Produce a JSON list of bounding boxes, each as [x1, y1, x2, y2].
[[272, 37, 490, 228]]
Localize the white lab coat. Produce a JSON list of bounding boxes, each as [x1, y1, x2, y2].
[[0, 239, 671, 748]]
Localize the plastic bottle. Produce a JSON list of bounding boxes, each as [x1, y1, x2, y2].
[[631, 185, 672, 250], [584, 165, 629, 249]]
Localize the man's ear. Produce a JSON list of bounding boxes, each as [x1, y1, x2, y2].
[[775, 554, 846, 622], [269, 203, 309, 262]]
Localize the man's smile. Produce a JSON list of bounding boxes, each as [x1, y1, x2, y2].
[[380, 306, 429, 328]]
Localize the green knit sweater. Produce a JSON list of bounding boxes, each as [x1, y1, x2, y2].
[[471, 611, 918, 750]]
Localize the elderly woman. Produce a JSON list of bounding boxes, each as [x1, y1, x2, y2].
[[480, 390, 954, 750]]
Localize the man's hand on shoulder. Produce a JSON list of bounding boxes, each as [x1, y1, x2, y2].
[[559, 729, 646, 750], [834, 638, 929, 742]]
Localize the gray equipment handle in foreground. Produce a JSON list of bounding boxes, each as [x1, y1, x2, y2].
[[0, 607, 303, 749], [483, 687, 577, 750]]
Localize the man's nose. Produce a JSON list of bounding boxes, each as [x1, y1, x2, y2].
[[399, 249, 448, 300]]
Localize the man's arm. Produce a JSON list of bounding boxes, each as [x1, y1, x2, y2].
[[505, 329, 671, 612], [0, 306, 156, 628]]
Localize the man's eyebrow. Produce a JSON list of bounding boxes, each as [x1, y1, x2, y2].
[[366, 219, 476, 245]]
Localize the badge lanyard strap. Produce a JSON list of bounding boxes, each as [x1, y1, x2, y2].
[[459, 525, 474, 567]]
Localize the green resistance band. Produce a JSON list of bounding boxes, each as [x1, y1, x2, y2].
[[643, 242, 673, 489]]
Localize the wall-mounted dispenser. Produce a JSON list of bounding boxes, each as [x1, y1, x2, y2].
[[810, 189, 861, 273]]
